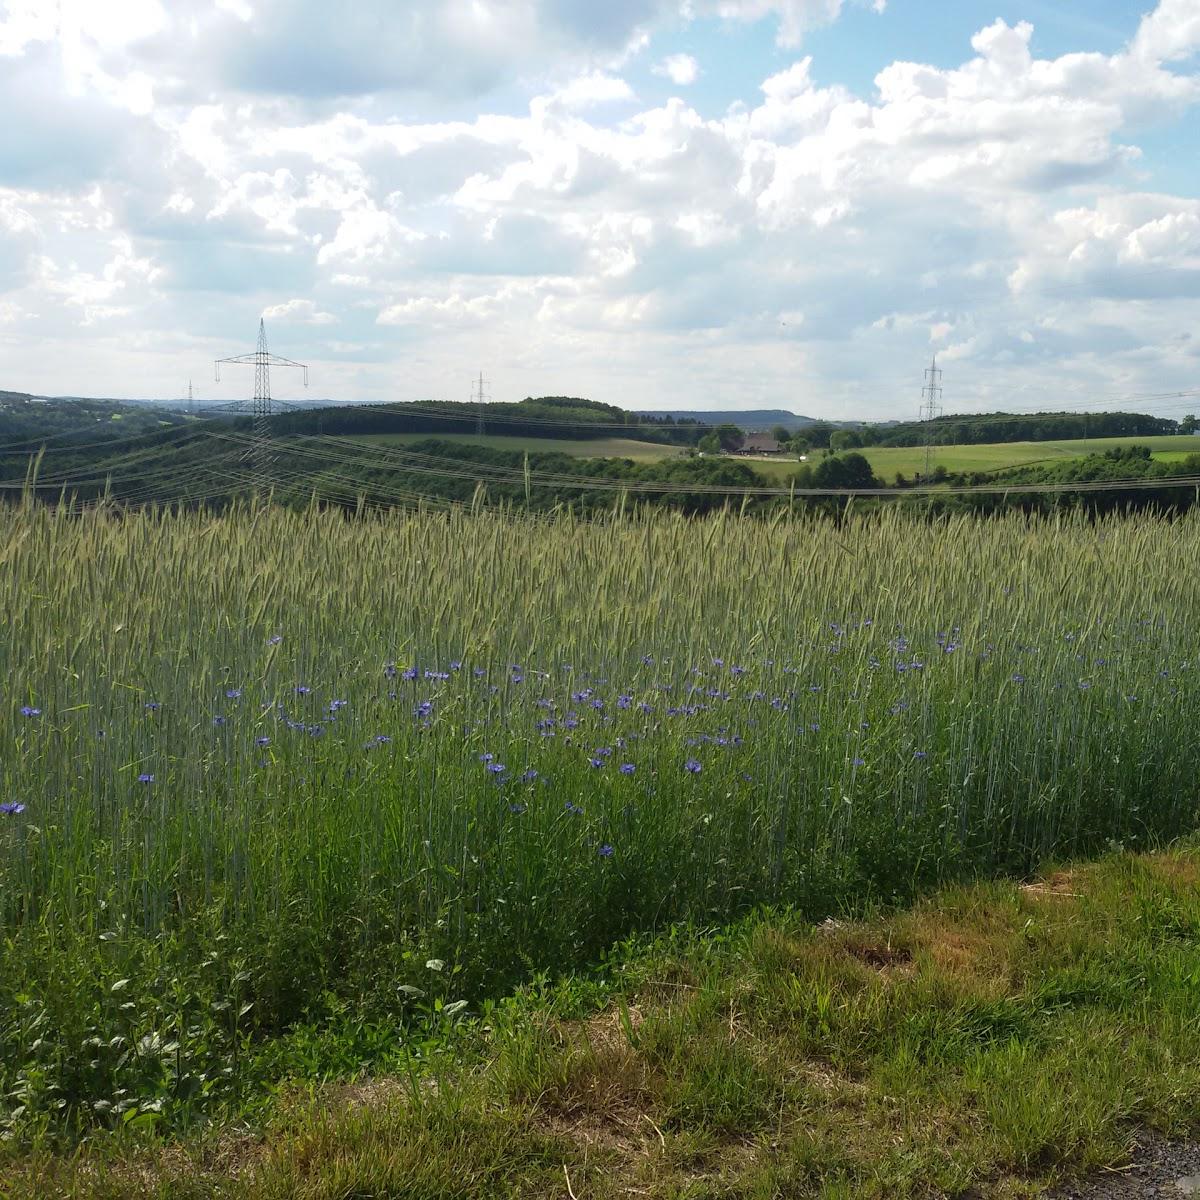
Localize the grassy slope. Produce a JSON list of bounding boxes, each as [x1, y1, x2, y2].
[[752, 435, 1200, 483], [337, 432, 689, 461], [340, 431, 1200, 484], [10, 844, 1200, 1200]]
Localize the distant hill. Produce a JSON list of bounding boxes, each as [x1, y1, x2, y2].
[[636, 409, 815, 431]]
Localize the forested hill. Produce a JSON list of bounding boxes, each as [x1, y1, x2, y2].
[[271, 396, 707, 445], [869, 410, 1178, 447], [0, 393, 192, 446], [637, 408, 815, 431]]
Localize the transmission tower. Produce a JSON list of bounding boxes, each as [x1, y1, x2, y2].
[[919, 354, 943, 481], [213, 319, 308, 488], [471, 371, 490, 436]]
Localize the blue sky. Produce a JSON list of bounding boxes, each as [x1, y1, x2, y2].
[[0, 0, 1198, 420]]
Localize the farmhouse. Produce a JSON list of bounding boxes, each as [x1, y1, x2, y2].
[[736, 433, 784, 455]]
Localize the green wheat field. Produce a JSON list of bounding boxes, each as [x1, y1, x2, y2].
[[2, 501, 1198, 1140]]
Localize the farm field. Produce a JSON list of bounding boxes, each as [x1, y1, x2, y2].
[[2, 504, 1200, 1148], [750, 434, 1200, 482], [337, 431, 688, 460]]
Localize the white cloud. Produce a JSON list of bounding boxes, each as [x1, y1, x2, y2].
[[654, 53, 700, 85], [0, 0, 1198, 415], [263, 298, 337, 324]]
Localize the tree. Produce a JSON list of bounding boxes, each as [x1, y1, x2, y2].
[[813, 451, 878, 490], [714, 423, 745, 452], [770, 424, 792, 445], [788, 436, 810, 458], [1181, 414, 1198, 435], [697, 433, 721, 453], [829, 429, 863, 452], [805, 421, 834, 449]]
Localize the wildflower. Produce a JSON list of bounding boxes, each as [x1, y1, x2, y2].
[[509, 804, 527, 815], [588, 757, 604, 769], [852, 758, 865, 767], [268, 635, 283, 645], [619, 763, 636, 775], [486, 762, 506, 774], [415, 700, 434, 719], [913, 750, 927, 760], [144, 701, 160, 711], [19, 705, 41, 717], [329, 699, 348, 712], [598, 844, 614, 858], [617, 694, 632, 709], [520, 768, 539, 784], [213, 715, 226, 726], [480, 752, 495, 762], [402, 667, 418, 681], [564, 802, 583, 816], [137, 773, 155, 784], [450, 660, 463, 671], [255, 736, 270, 746], [0, 802, 25, 815], [384, 663, 398, 679], [473, 667, 487, 677], [374, 734, 393, 744], [684, 758, 702, 774], [225, 688, 242, 700], [295, 685, 312, 695]]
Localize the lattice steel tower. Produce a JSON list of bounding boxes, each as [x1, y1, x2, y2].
[[919, 354, 943, 482], [214, 319, 309, 487]]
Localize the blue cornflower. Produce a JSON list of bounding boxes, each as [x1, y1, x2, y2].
[[509, 803, 527, 815], [0, 801, 25, 815], [402, 667, 419, 681], [226, 688, 242, 700], [852, 758, 865, 767], [588, 757, 604, 768], [617, 694, 632, 709], [913, 750, 927, 760], [486, 762, 506, 774], [473, 667, 487, 678], [415, 700, 434, 719], [565, 802, 584, 816], [212, 715, 226, 726], [137, 773, 155, 784], [19, 705, 41, 717], [144, 701, 160, 711], [425, 670, 450, 681], [480, 752, 495, 762], [268, 635, 283, 645], [295, 685, 312, 695], [384, 663, 398, 679], [598, 844, 614, 858], [684, 758, 702, 774], [1011, 674, 1025, 684], [329, 699, 348, 712], [450, 660, 462, 671], [619, 763, 636, 775], [256, 736, 270, 746], [521, 768, 539, 783]]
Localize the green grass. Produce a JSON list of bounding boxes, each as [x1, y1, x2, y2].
[[9, 844, 1200, 1199], [337, 431, 688, 460], [2, 503, 1200, 1147], [752, 435, 1200, 483]]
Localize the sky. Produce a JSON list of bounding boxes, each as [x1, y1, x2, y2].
[[0, 0, 1198, 420]]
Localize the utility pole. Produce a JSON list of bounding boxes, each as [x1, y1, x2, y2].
[[472, 371, 490, 436], [214, 319, 309, 490], [919, 354, 943, 482]]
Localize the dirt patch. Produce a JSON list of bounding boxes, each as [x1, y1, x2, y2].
[[1021, 870, 1081, 898], [842, 939, 915, 974], [1048, 1134, 1200, 1198]]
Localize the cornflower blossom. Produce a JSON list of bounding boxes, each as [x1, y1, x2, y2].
[[684, 758, 702, 774], [564, 802, 583, 816], [402, 667, 418, 681], [226, 688, 242, 700], [486, 762, 506, 774], [20, 706, 41, 717], [619, 763, 636, 775], [268, 635, 283, 645], [256, 737, 270, 746], [137, 773, 155, 784], [1, 802, 26, 815], [598, 844, 614, 858]]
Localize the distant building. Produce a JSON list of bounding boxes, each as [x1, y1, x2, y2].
[[736, 433, 784, 455]]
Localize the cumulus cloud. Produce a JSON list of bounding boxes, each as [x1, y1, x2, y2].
[[0, 0, 1198, 413], [654, 53, 700, 85]]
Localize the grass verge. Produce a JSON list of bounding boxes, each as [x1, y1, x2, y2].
[[6, 843, 1200, 1199]]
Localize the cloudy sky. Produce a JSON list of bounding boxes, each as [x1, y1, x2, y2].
[[1, 0, 1198, 419]]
